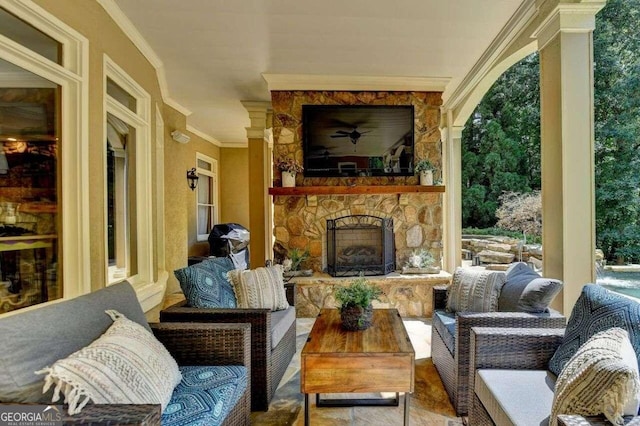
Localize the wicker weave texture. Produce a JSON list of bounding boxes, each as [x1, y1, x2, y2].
[[468, 327, 640, 426], [160, 285, 297, 411], [431, 290, 565, 416], [63, 404, 161, 425]]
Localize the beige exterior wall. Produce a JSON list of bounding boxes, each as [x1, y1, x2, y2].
[[220, 147, 250, 227], [30, 1, 223, 300]]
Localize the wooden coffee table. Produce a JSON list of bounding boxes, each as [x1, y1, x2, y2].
[[301, 308, 415, 425]]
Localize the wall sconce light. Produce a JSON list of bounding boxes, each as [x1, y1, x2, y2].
[[171, 130, 191, 144], [186, 168, 199, 190]]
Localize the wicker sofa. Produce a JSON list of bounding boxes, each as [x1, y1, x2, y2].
[[469, 283, 640, 425], [431, 267, 566, 416], [469, 326, 640, 425], [161, 281, 296, 411], [0, 281, 251, 425]]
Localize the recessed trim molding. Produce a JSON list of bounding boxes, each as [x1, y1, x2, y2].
[[262, 74, 450, 92]]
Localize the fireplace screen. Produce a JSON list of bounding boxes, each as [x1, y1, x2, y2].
[[326, 215, 394, 277]]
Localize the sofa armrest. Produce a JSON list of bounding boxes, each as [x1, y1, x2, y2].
[[433, 285, 448, 311], [468, 326, 565, 410], [64, 404, 161, 425], [557, 415, 640, 425], [151, 322, 251, 368]]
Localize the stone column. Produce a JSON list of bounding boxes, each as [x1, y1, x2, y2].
[[441, 113, 464, 273], [242, 101, 272, 269], [534, 1, 604, 313]]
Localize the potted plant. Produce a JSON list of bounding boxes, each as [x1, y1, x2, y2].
[[415, 159, 435, 186], [402, 248, 441, 274], [282, 247, 312, 277], [334, 276, 383, 331], [276, 157, 303, 187]]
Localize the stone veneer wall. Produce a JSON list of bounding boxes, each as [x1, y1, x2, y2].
[[271, 90, 443, 271]]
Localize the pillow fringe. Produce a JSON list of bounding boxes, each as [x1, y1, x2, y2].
[[105, 309, 124, 321], [35, 367, 93, 415]]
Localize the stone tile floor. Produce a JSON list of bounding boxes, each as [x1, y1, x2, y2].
[[251, 317, 463, 426]]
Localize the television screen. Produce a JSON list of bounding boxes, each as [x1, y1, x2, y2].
[[302, 105, 414, 177]]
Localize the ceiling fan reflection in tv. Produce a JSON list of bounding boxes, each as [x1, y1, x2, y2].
[[330, 126, 372, 151]]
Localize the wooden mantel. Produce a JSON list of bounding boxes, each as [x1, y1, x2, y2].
[[268, 185, 445, 196]]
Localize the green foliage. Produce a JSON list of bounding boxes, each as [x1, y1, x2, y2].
[[462, 227, 542, 244], [405, 249, 436, 268], [461, 0, 640, 262], [287, 247, 309, 271], [414, 159, 435, 173], [334, 276, 383, 310]]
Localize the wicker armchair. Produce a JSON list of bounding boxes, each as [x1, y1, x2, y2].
[[469, 327, 640, 425], [161, 282, 296, 411], [431, 285, 566, 416], [61, 322, 251, 425]]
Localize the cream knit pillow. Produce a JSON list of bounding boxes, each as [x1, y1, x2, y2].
[[37, 310, 181, 415], [551, 327, 640, 426], [227, 265, 289, 311]]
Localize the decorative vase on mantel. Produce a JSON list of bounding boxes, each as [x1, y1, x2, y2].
[[340, 304, 374, 331], [282, 171, 296, 188], [419, 170, 433, 186]]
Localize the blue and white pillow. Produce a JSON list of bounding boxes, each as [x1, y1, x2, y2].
[[174, 257, 237, 308], [549, 284, 640, 376]]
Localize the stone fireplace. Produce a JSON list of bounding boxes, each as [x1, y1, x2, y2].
[[326, 215, 394, 277], [271, 90, 444, 272]]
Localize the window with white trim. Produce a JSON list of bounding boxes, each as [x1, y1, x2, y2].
[[104, 58, 152, 287], [196, 153, 218, 241]]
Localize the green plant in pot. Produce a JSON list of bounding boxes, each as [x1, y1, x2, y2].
[[334, 276, 383, 331], [415, 159, 435, 185]]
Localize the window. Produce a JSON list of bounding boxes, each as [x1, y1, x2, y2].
[[196, 153, 218, 241], [104, 57, 151, 287], [0, 0, 89, 312]]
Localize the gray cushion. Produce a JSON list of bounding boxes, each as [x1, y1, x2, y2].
[[476, 369, 556, 426], [432, 310, 456, 355], [0, 282, 148, 403], [271, 306, 296, 349], [498, 262, 563, 313]]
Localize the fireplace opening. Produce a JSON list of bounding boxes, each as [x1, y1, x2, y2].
[[326, 215, 395, 277]]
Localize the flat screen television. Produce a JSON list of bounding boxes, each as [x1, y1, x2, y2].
[[302, 105, 414, 177]]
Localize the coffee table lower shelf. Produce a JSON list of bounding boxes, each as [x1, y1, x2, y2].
[[304, 392, 411, 425]]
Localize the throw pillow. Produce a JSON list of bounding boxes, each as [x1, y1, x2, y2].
[[498, 262, 563, 313], [446, 267, 506, 313], [549, 284, 640, 376], [550, 328, 640, 426], [37, 310, 182, 415], [227, 264, 289, 311], [174, 257, 237, 308]]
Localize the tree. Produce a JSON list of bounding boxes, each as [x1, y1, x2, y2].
[[495, 191, 542, 237], [461, 53, 540, 228]]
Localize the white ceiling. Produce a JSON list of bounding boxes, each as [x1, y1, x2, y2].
[[112, 0, 524, 145]]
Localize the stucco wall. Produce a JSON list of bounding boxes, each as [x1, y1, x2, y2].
[[31, 0, 221, 299], [220, 147, 250, 227]]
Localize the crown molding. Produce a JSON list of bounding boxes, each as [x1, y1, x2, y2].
[[442, 0, 538, 112], [186, 125, 221, 147], [97, 0, 191, 117], [262, 74, 450, 92]]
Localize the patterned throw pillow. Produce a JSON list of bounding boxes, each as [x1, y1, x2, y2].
[[549, 284, 640, 376], [498, 262, 563, 313], [174, 257, 237, 308], [37, 310, 182, 415], [227, 265, 289, 311], [446, 267, 506, 313], [550, 328, 640, 426]]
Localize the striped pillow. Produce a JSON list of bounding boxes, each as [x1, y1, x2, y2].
[[227, 265, 289, 311], [446, 267, 506, 313], [37, 310, 181, 415], [551, 328, 640, 426]]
